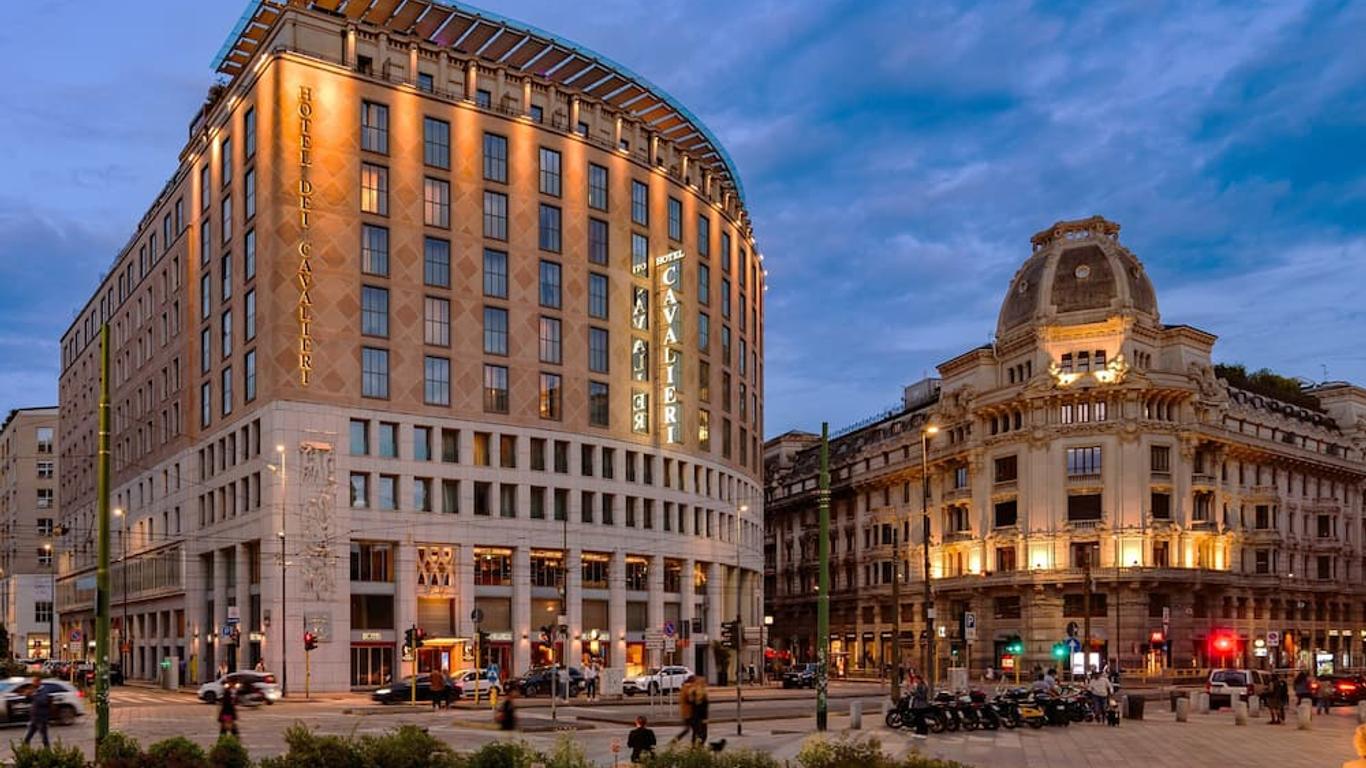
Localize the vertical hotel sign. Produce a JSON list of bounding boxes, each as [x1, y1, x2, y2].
[[295, 85, 316, 385], [630, 274, 650, 434], [657, 250, 685, 444]]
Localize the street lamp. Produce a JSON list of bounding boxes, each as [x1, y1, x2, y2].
[[763, 615, 774, 684], [735, 503, 748, 736], [43, 542, 54, 660], [921, 424, 939, 689], [114, 508, 126, 678], [272, 443, 287, 696]]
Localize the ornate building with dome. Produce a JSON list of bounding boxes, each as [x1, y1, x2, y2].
[[764, 216, 1366, 679]]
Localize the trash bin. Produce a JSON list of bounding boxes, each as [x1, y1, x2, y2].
[[1127, 695, 1145, 720]]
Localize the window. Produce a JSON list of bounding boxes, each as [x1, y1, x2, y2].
[[994, 455, 1018, 483], [539, 260, 562, 307], [37, 490, 54, 511], [423, 117, 450, 168], [242, 290, 257, 343], [37, 547, 52, 567], [221, 253, 233, 301], [378, 422, 398, 458], [483, 307, 508, 355], [1151, 492, 1171, 519], [424, 297, 450, 346], [721, 278, 731, 319], [539, 147, 561, 196], [423, 237, 450, 288], [954, 466, 969, 489], [414, 426, 432, 461], [221, 309, 233, 357], [350, 473, 369, 508], [483, 133, 507, 182], [993, 595, 1021, 618], [221, 196, 233, 241], [993, 499, 1018, 527], [530, 104, 543, 123], [441, 429, 459, 463], [474, 549, 512, 585], [360, 222, 387, 273], [588, 273, 609, 318], [361, 163, 388, 214], [351, 542, 394, 582], [483, 191, 507, 240], [483, 249, 508, 298], [36, 461, 54, 479], [588, 218, 609, 264], [698, 263, 710, 305], [539, 204, 562, 252], [483, 365, 508, 413], [376, 475, 398, 510], [361, 101, 388, 153], [589, 327, 609, 373], [995, 547, 1017, 572], [244, 106, 256, 158], [474, 480, 491, 515], [631, 232, 649, 276], [1255, 549, 1270, 574], [34, 601, 53, 624], [539, 373, 562, 420], [590, 381, 609, 427], [630, 180, 648, 225], [244, 168, 256, 218], [361, 286, 389, 337], [221, 137, 233, 185], [361, 347, 389, 398], [697, 215, 711, 256], [1150, 445, 1171, 473], [667, 197, 682, 240], [200, 165, 211, 211], [244, 229, 256, 280], [587, 164, 608, 210], [1066, 446, 1102, 476], [350, 419, 369, 455], [422, 356, 451, 405], [441, 479, 459, 514], [1063, 592, 1107, 617], [418, 72, 433, 93], [538, 316, 562, 364], [423, 177, 450, 227], [1067, 493, 1103, 521], [476, 89, 492, 108]]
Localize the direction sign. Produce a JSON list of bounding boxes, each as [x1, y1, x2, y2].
[[743, 626, 761, 646], [964, 612, 977, 641], [1266, 630, 1280, 647], [663, 637, 677, 653], [663, 621, 676, 637], [1064, 636, 1082, 653]]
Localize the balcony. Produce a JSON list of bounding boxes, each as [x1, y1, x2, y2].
[[1191, 472, 1217, 487], [1067, 473, 1102, 485], [944, 486, 972, 502], [944, 530, 975, 543], [1149, 470, 1172, 483], [1249, 484, 1279, 496], [1189, 518, 1216, 530], [992, 479, 1018, 493], [1067, 518, 1104, 532]]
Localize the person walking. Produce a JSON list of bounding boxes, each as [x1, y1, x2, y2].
[[690, 676, 711, 745], [1314, 674, 1331, 715], [673, 675, 698, 744], [1293, 670, 1312, 706], [584, 663, 599, 701], [429, 668, 447, 711], [628, 715, 658, 763], [494, 688, 517, 731], [217, 684, 239, 736], [1267, 674, 1287, 724], [1086, 671, 1113, 723], [22, 678, 51, 748]]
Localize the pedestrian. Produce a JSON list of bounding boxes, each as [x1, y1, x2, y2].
[[1314, 674, 1331, 715], [1268, 674, 1287, 724], [254, 659, 265, 672], [673, 675, 698, 744], [494, 688, 517, 731], [429, 667, 447, 710], [690, 676, 711, 745], [628, 715, 657, 763], [217, 683, 239, 736], [22, 678, 50, 748], [584, 663, 598, 700], [1086, 671, 1113, 722], [1293, 670, 1311, 706]]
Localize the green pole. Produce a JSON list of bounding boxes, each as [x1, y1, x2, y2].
[[816, 422, 830, 731], [95, 324, 112, 745]]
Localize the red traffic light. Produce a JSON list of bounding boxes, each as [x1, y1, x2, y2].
[[303, 631, 318, 651]]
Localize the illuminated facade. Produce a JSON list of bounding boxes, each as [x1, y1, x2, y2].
[[765, 217, 1366, 677], [56, 0, 765, 691]]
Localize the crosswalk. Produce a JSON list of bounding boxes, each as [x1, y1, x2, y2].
[[111, 689, 198, 707]]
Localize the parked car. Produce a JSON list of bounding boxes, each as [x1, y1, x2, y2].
[[623, 666, 693, 696], [1, 678, 85, 725], [74, 663, 124, 687], [371, 674, 438, 704], [783, 663, 819, 689], [198, 671, 281, 705], [1318, 674, 1366, 706], [512, 666, 583, 697], [452, 669, 503, 698], [1205, 668, 1271, 709]]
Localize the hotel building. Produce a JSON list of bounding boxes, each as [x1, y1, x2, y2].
[[0, 407, 60, 660], [765, 217, 1366, 677], [57, 0, 765, 691]]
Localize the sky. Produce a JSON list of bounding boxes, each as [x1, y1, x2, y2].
[[1, 0, 1363, 437]]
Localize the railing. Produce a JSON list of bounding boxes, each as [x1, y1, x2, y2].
[[1067, 473, 1102, 484], [992, 479, 1018, 492], [1192, 472, 1217, 485], [1067, 518, 1103, 531], [944, 486, 972, 502], [1149, 470, 1171, 482], [944, 530, 974, 543]]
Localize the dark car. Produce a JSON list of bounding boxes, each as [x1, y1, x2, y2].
[[371, 674, 437, 704], [512, 666, 583, 697], [75, 663, 124, 687], [1319, 674, 1366, 706], [782, 663, 818, 689]]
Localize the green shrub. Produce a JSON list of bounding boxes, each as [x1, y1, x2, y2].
[[899, 754, 974, 768], [269, 723, 364, 768], [543, 737, 592, 768], [465, 740, 543, 768], [209, 735, 252, 768], [641, 745, 721, 768], [96, 731, 143, 768], [358, 724, 462, 768], [146, 736, 209, 768], [716, 750, 781, 768], [796, 735, 889, 768], [11, 741, 90, 768]]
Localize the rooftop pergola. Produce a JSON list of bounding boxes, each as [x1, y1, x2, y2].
[[214, 0, 745, 203]]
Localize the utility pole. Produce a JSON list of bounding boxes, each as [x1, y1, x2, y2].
[[1083, 547, 1092, 678], [816, 422, 830, 731], [735, 504, 746, 736], [891, 521, 902, 702], [276, 443, 287, 696], [94, 323, 112, 746], [921, 425, 938, 689]]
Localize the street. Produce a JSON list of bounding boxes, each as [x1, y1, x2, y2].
[[5, 683, 1361, 767]]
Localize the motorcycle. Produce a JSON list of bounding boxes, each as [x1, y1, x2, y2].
[[966, 690, 1001, 730], [1000, 688, 1046, 729], [988, 693, 1021, 729], [886, 694, 947, 734]]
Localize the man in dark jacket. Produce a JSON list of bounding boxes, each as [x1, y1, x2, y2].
[[23, 678, 51, 747], [627, 715, 657, 763]]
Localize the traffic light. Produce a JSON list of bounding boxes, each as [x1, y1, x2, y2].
[[303, 631, 317, 651], [414, 626, 426, 649], [1005, 635, 1024, 656], [477, 629, 491, 663], [1051, 642, 1068, 661]]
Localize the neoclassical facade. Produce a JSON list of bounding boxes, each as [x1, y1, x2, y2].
[[57, 0, 764, 691], [765, 216, 1366, 678]]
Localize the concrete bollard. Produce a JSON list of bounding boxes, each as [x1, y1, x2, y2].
[[1296, 701, 1312, 730], [850, 700, 863, 730], [1234, 700, 1248, 726], [1176, 697, 1189, 722], [1248, 694, 1260, 718], [1357, 700, 1366, 724], [1194, 692, 1208, 714]]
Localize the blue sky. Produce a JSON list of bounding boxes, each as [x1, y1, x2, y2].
[[1, 0, 1363, 436]]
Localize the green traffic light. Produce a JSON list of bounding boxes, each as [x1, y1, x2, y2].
[[1052, 643, 1068, 659]]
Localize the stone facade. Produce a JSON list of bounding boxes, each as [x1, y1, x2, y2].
[[0, 407, 59, 659]]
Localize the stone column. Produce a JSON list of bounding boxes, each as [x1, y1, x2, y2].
[[567, 547, 583, 666], [680, 557, 695, 668], [212, 548, 229, 676], [408, 43, 418, 85], [513, 547, 531, 674], [465, 60, 478, 101], [708, 560, 724, 683], [235, 544, 250, 670], [648, 554, 665, 667], [457, 545, 476, 639], [610, 549, 627, 670], [394, 541, 416, 651], [344, 26, 356, 67], [523, 80, 533, 115]]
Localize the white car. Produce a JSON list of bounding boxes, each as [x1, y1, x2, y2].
[[198, 671, 282, 705], [623, 665, 692, 696], [452, 669, 502, 697], [1, 678, 86, 725], [1206, 668, 1271, 709]]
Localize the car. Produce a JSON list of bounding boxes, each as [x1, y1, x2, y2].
[[451, 669, 503, 698], [198, 671, 281, 705], [1318, 674, 1366, 706], [783, 663, 819, 689], [512, 666, 583, 697], [1, 679, 86, 726], [1205, 668, 1271, 709], [74, 663, 124, 687], [371, 674, 439, 704], [623, 666, 692, 696]]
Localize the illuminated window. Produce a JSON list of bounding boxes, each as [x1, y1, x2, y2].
[[423, 177, 449, 228], [483, 365, 508, 413], [360, 163, 388, 215], [539, 316, 562, 364], [539, 373, 562, 420]]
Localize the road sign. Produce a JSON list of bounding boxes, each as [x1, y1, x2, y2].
[[743, 626, 761, 646], [69, 630, 81, 642], [663, 621, 676, 637], [663, 637, 677, 653], [645, 628, 665, 651], [1064, 636, 1082, 653], [1266, 630, 1280, 647], [964, 612, 977, 641]]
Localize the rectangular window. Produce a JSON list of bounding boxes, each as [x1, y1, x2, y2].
[[361, 163, 388, 215], [721, 231, 731, 271], [441, 429, 459, 463], [698, 263, 710, 305], [442, 479, 459, 514], [244, 106, 256, 158], [221, 254, 233, 301], [220, 309, 233, 357], [1066, 446, 1103, 476], [476, 89, 492, 108], [423, 237, 450, 287], [539, 373, 562, 420], [539, 260, 562, 308], [361, 101, 389, 153], [721, 326, 731, 365], [588, 273, 609, 319], [483, 364, 509, 413], [483, 249, 508, 298], [499, 484, 517, 518], [539, 147, 562, 196], [423, 117, 450, 169], [424, 296, 450, 346], [361, 285, 389, 337], [1151, 492, 1171, 520], [589, 327, 609, 373], [698, 409, 710, 449], [483, 132, 507, 182], [698, 312, 710, 352], [1150, 445, 1171, 473], [414, 426, 432, 461], [361, 347, 389, 398], [697, 215, 711, 256], [484, 307, 508, 355], [378, 422, 398, 458], [201, 327, 213, 376], [667, 197, 682, 240], [200, 381, 211, 428], [993, 499, 1018, 527], [1067, 493, 1103, 521], [721, 278, 731, 319], [588, 218, 609, 264], [631, 233, 649, 276], [221, 137, 232, 186], [588, 164, 608, 210], [244, 289, 256, 341], [423, 177, 450, 228], [350, 419, 369, 455], [376, 475, 398, 510], [200, 164, 211, 211], [244, 168, 256, 219], [244, 229, 256, 280], [994, 455, 1018, 483], [413, 478, 432, 511], [424, 356, 451, 406], [221, 366, 233, 416], [221, 196, 233, 241], [483, 191, 507, 240], [589, 381, 609, 427], [539, 204, 562, 252], [360, 224, 389, 276], [539, 316, 562, 364], [631, 180, 648, 225]]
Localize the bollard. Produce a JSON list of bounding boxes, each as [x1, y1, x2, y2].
[[1234, 700, 1248, 726], [1193, 692, 1206, 714], [850, 700, 863, 730], [1200, 692, 1211, 714], [881, 700, 891, 719], [1175, 697, 1189, 722], [1357, 700, 1366, 725], [1296, 701, 1312, 730], [1248, 694, 1260, 718]]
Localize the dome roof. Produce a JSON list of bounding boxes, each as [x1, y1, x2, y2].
[[997, 216, 1159, 339]]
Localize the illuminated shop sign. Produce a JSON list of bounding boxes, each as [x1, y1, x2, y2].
[[632, 390, 650, 435], [657, 250, 685, 444], [295, 85, 316, 386]]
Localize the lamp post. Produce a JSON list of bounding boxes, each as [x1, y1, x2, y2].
[[735, 503, 747, 736], [274, 442, 287, 696], [44, 542, 54, 659], [762, 615, 774, 685], [921, 425, 939, 688], [114, 508, 126, 678]]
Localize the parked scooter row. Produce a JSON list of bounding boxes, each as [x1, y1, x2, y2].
[[885, 685, 1113, 734]]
